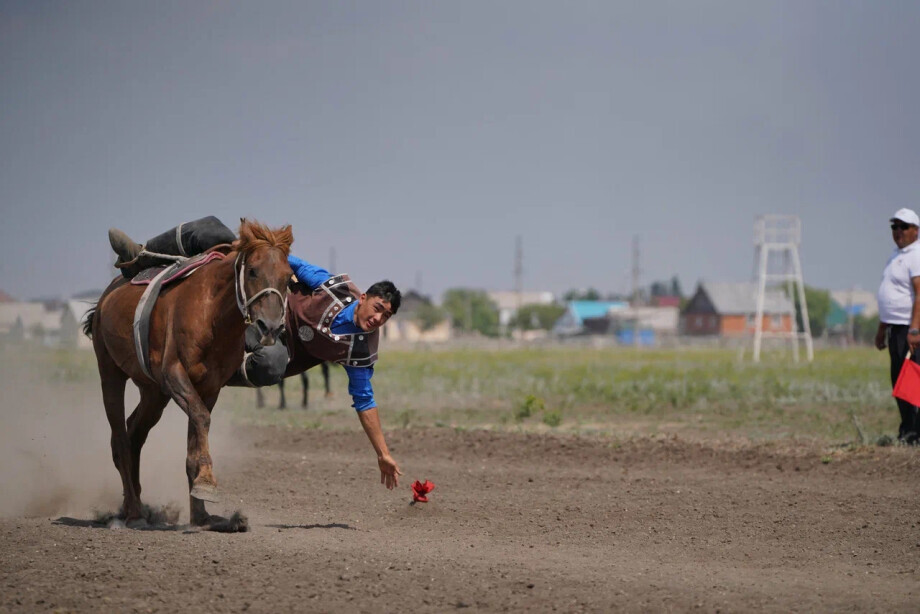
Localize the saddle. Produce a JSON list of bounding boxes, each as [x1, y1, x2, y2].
[[130, 249, 229, 380], [129, 251, 227, 286]]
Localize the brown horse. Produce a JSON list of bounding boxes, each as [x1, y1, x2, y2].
[[84, 219, 293, 529]]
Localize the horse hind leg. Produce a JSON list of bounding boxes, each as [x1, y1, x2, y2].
[[98, 360, 142, 522], [125, 385, 170, 522], [301, 371, 309, 408]]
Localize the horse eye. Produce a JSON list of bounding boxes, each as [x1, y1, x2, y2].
[[248, 268, 258, 278]]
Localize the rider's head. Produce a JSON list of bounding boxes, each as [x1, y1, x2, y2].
[[354, 280, 401, 332]]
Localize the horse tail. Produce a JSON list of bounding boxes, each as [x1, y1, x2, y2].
[[82, 303, 97, 339]]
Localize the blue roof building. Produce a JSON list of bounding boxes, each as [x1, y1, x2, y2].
[[553, 300, 629, 335]]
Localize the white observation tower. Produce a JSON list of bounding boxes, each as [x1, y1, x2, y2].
[[752, 215, 813, 363]]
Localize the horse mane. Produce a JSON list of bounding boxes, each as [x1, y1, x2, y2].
[[235, 219, 294, 257]]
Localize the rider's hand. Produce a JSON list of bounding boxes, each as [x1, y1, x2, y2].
[[378, 454, 402, 490]]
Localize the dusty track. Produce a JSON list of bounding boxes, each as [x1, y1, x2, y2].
[[1, 425, 919, 613]]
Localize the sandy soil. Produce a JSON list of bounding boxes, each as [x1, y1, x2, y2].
[[2, 420, 919, 613]]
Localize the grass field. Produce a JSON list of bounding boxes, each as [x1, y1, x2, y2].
[[368, 345, 895, 442], [9, 343, 895, 444]]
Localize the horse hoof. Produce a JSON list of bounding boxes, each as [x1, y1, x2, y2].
[[190, 483, 220, 503]]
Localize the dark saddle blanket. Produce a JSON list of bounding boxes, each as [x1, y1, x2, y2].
[[130, 251, 226, 286]]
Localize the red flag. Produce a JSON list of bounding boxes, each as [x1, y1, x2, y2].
[[411, 480, 435, 503], [893, 356, 920, 407]]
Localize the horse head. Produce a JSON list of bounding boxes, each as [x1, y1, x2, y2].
[[235, 219, 294, 346]]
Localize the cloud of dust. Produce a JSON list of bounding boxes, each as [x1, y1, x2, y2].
[[0, 348, 242, 522]]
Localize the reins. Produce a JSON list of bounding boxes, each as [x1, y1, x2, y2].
[[234, 252, 288, 325]]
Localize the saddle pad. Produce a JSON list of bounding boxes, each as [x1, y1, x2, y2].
[[130, 251, 225, 286]]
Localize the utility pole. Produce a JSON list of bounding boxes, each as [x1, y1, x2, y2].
[[631, 235, 641, 306], [513, 235, 523, 336], [631, 235, 641, 347], [846, 286, 855, 346]]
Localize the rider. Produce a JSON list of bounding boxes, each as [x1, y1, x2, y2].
[[108, 220, 404, 490]]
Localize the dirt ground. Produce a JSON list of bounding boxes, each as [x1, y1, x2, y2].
[[2, 419, 919, 613]]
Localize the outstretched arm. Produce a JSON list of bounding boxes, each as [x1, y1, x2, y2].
[[345, 365, 400, 488], [356, 407, 401, 489]]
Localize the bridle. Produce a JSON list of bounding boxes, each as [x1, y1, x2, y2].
[[234, 252, 288, 325]]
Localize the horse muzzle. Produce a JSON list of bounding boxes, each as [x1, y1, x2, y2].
[[254, 317, 285, 347]]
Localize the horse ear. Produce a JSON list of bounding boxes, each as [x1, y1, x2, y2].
[[281, 225, 293, 248], [237, 219, 252, 244]]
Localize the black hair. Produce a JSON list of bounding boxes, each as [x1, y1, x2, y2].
[[366, 280, 401, 314]]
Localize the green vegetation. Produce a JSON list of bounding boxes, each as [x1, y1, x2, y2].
[[510, 304, 566, 331], [542, 408, 563, 428], [414, 302, 447, 332], [368, 346, 893, 441], [563, 288, 602, 301], [441, 289, 500, 337], [793, 285, 831, 338], [514, 394, 544, 421], [3, 344, 896, 443]]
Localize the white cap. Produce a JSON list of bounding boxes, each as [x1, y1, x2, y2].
[[890, 208, 920, 227]]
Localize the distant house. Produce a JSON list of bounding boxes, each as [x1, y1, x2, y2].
[[825, 289, 880, 339], [609, 305, 680, 344], [829, 289, 878, 319], [651, 295, 681, 308], [0, 302, 65, 346], [486, 290, 556, 332], [380, 290, 451, 343], [62, 300, 95, 349], [681, 282, 795, 337], [578, 305, 680, 345], [553, 300, 629, 336]]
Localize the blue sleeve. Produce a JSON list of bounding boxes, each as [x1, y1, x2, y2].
[[288, 255, 333, 290], [344, 365, 376, 412]]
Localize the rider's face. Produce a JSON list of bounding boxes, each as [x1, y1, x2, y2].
[[354, 294, 393, 332]]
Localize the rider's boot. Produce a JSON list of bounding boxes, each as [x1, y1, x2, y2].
[[108, 228, 144, 279]]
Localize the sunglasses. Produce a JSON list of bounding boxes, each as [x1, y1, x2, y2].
[[891, 223, 913, 231]]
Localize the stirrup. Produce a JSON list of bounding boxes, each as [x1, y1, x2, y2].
[[114, 255, 140, 269]]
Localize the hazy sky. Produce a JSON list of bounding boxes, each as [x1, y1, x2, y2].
[[2, 1, 918, 302]]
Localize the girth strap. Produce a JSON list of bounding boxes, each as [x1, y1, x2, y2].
[[132, 261, 182, 380]]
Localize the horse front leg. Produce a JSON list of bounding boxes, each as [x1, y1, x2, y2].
[[163, 365, 220, 523], [186, 391, 246, 531]]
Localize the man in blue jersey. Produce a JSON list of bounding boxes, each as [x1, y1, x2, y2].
[[275, 253, 404, 488]]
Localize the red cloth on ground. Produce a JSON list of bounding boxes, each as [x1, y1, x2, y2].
[[411, 480, 435, 503], [893, 357, 920, 407]]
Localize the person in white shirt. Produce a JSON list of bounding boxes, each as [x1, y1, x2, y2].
[[876, 208, 920, 444]]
